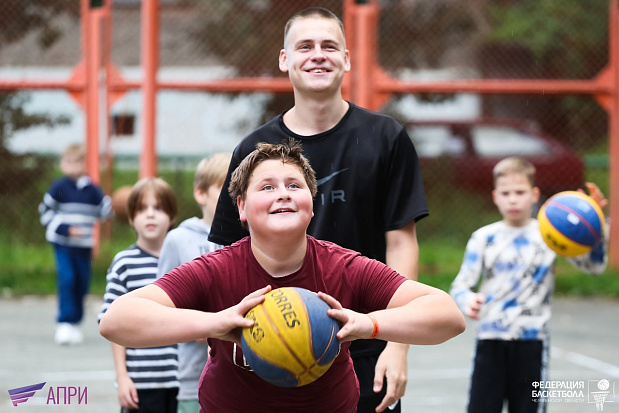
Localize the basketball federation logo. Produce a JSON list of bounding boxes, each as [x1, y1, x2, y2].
[[588, 379, 615, 412]]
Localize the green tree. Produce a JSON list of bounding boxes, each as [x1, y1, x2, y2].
[[486, 0, 608, 79], [485, 0, 609, 148], [0, 1, 77, 242]]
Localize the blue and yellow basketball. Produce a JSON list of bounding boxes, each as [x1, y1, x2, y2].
[[240, 287, 340, 387], [537, 191, 605, 257]]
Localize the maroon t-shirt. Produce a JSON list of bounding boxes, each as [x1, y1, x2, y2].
[[155, 235, 406, 412]]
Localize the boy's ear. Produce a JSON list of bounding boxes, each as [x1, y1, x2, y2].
[[193, 187, 208, 206], [237, 195, 248, 224], [532, 186, 541, 203]]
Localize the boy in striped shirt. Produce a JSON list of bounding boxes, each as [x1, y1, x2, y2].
[[99, 178, 179, 413]]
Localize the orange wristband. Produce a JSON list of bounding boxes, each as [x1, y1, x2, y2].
[[367, 314, 379, 339]]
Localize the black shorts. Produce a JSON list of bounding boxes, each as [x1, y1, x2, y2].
[[120, 388, 178, 413], [468, 339, 548, 413], [353, 353, 402, 413]]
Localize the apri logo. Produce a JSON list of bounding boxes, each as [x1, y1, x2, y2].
[[8, 382, 46, 407]]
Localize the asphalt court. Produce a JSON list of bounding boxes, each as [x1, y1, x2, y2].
[[1, 295, 617, 412]]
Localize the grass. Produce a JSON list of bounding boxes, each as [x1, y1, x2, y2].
[[2, 159, 616, 298], [2, 229, 618, 298]]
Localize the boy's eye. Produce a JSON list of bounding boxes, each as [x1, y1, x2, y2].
[[288, 183, 300, 189], [262, 185, 273, 191]]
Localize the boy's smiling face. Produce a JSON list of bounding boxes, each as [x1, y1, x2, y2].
[[238, 159, 314, 238]]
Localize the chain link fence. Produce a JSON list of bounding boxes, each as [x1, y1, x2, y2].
[[0, 0, 610, 249]]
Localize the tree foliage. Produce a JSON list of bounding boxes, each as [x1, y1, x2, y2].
[[485, 0, 608, 79], [0, 1, 77, 241], [0, 0, 78, 50]]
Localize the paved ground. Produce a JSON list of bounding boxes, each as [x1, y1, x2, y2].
[[0, 295, 617, 412]]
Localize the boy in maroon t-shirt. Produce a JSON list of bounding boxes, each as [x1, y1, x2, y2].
[[99, 140, 465, 413]]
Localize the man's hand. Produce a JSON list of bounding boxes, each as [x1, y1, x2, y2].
[[373, 342, 408, 412]]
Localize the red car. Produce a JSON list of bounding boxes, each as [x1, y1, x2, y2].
[[405, 118, 584, 198]]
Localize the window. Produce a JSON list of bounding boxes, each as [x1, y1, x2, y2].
[[112, 113, 135, 136]]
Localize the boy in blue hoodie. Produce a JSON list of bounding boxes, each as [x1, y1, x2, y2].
[[157, 153, 231, 413]]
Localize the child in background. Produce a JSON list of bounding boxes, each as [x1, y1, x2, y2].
[[39, 143, 112, 345], [157, 153, 231, 413], [450, 157, 608, 413], [99, 178, 179, 413], [99, 140, 465, 413]]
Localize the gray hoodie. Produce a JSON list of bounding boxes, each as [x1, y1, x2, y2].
[[157, 217, 223, 401]]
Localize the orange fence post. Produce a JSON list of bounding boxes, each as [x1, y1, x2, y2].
[[139, 0, 160, 179], [608, 0, 619, 267], [82, 0, 105, 256]]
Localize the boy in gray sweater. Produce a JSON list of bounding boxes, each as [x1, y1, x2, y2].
[[157, 153, 231, 413]]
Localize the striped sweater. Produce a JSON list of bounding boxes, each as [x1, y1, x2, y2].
[[99, 245, 179, 390], [39, 175, 112, 249]]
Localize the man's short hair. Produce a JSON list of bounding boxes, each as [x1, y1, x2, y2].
[[283, 7, 345, 48]]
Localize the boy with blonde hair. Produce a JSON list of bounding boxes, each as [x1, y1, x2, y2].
[[100, 140, 464, 413], [157, 153, 231, 413], [99, 177, 180, 413], [39, 143, 112, 345], [450, 156, 608, 413]]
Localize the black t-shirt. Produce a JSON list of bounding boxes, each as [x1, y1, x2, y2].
[[210, 102, 428, 356]]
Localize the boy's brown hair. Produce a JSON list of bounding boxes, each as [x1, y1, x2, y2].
[[493, 157, 536, 187], [127, 177, 177, 226], [228, 139, 317, 230], [193, 153, 232, 191]]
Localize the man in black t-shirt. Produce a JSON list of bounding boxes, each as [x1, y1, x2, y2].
[[209, 7, 428, 413]]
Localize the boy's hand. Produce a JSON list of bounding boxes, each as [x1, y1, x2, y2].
[[68, 225, 83, 238], [116, 375, 139, 410], [212, 285, 271, 345], [318, 291, 372, 341], [581, 182, 608, 210], [466, 293, 485, 320]]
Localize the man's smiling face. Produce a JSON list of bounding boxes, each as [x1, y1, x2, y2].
[[279, 15, 350, 96]]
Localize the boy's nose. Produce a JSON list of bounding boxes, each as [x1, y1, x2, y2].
[[277, 186, 291, 200]]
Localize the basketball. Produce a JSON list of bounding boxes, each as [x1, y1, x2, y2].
[[240, 287, 340, 387], [537, 191, 605, 257], [111, 185, 132, 222]]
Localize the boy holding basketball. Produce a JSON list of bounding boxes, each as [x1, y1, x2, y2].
[[100, 140, 465, 413], [449, 156, 608, 413]]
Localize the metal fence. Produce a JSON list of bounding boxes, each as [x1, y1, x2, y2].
[[0, 0, 613, 254]]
